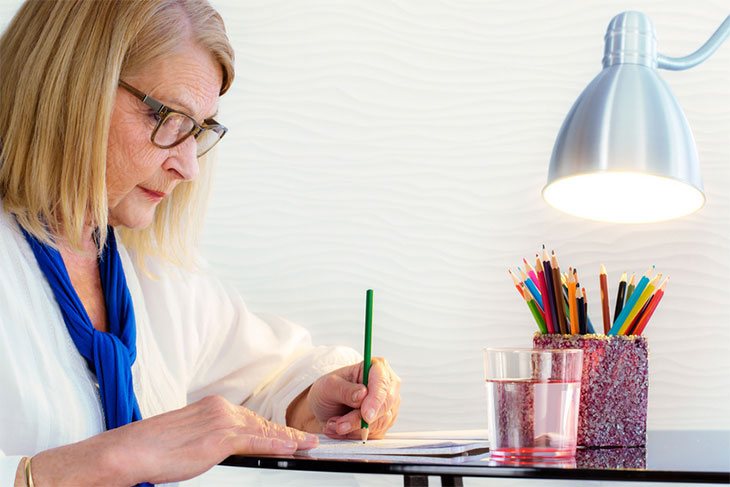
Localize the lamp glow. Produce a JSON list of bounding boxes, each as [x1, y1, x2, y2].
[[542, 172, 705, 223]]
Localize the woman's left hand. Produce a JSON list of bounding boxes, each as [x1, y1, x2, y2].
[[289, 358, 401, 439]]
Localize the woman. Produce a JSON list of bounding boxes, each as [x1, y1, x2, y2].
[[0, 1, 401, 485]]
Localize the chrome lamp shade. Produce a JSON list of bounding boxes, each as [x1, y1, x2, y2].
[[543, 11, 729, 223]]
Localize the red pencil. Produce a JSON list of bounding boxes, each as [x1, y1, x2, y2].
[[536, 257, 555, 334], [633, 278, 668, 336]]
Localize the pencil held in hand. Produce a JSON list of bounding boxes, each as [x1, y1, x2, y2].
[[361, 289, 373, 442]]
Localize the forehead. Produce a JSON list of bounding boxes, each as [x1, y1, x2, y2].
[[128, 42, 222, 119]]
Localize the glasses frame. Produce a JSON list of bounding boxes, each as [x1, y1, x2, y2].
[[118, 80, 227, 157]]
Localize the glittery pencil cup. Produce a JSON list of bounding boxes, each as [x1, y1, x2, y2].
[[533, 334, 649, 447], [483, 348, 583, 459]]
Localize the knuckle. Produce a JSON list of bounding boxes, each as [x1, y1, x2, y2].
[[200, 394, 230, 412]]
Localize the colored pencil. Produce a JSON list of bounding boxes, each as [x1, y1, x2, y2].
[[519, 267, 544, 312], [633, 278, 668, 335], [522, 284, 547, 334], [625, 298, 651, 336], [568, 269, 579, 334], [625, 273, 637, 301], [536, 257, 555, 334], [542, 248, 560, 335], [508, 269, 524, 299], [599, 264, 611, 334], [523, 258, 539, 289], [551, 251, 568, 334], [360, 289, 373, 441], [577, 285, 586, 334], [583, 287, 596, 334], [613, 272, 628, 324], [618, 274, 661, 335], [609, 268, 654, 335]]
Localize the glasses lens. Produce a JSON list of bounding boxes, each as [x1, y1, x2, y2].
[[153, 112, 196, 147], [195, 126, 226, 157]]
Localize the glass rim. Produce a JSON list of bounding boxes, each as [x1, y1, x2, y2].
[[483, 347, 583, 355]]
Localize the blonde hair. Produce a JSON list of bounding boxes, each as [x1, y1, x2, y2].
[[0, 0, 234, 266]]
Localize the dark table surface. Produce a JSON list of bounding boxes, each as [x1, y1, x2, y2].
[[221, 430, 730, 483]]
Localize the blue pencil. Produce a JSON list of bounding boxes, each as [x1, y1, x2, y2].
[[519, 267, 544, 311], [608, 267, 653, 335]]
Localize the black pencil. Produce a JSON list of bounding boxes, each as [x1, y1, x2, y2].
[[551, 251, 568, 334], [542, 247, 559, 335], [613, 272, 627, 324]]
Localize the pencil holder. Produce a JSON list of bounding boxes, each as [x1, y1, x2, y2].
[[533, 334, 648, 447]]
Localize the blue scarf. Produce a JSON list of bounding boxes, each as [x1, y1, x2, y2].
[[22, 228, 155, 476], [22, 226, 142, 430]]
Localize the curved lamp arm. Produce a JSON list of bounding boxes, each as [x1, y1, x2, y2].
[[658, 15, 730, 70]]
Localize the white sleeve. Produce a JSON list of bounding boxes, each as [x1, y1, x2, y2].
[[0, 454, 23, 486], [136, 257, 361, 425]]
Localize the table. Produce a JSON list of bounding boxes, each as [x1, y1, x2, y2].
[[221, 430, 730, 485]]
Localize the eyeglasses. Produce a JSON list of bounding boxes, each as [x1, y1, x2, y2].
[[118, 80, 227, 157]]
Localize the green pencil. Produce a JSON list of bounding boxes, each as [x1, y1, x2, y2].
[[360, 289, 373, 442], [625, 273, 637, 301], [526, 294, 547, 334]]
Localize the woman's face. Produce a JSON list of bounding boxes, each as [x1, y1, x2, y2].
[[106, 41, 223, 229]]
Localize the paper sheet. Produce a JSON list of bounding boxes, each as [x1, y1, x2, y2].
[[297, 430, 489, 458]]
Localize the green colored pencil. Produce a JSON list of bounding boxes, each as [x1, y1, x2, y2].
[[360, 289, 374, 441], [526, 295, 547, 334], [625, 273, 637, 301]]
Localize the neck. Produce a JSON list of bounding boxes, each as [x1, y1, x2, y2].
[[58, 226, 98, 260]]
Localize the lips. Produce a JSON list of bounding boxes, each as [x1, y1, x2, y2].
[[139, 187, 167, 199]]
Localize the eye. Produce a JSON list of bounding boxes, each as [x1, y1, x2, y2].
[[147, 110, 162, 123]]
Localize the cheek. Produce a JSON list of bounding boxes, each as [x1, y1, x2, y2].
[[106, 125, 162, 203]]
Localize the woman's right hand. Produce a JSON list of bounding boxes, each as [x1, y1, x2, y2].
[[21, 395, 319, 486]]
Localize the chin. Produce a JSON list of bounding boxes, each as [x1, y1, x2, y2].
[[109, 208, 156, 230]]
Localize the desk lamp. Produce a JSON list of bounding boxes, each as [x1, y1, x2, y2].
[[543, 11, 730, 223]]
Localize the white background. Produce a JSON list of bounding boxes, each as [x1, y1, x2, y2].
[[2, 1, 728, 486]]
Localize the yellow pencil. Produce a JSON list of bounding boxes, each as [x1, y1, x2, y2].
[[617, 274, 660, 335]]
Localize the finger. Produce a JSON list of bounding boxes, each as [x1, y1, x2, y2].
[[229, 434, 299, 455], [331, 409, 364, 436], [361, 359, 398, 424], [367, 406, 399, 439], [235, 408, 318, 448], [323, 373, 368, 409]]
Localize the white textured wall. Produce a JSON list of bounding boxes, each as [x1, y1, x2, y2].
[[1, 1, 728, 485], [202, 0, 730, 431]]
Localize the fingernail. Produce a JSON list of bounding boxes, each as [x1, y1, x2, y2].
[[364, 408, 376, 422], [336, 422, 350, 434], [284, 440, 297, 450], [304, 434, 319, 446]]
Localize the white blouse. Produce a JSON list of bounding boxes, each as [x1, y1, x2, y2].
[[0, 208, 360, 485]]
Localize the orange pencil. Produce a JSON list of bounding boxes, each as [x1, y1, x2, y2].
[[633, 277, 668, 335], [508, 269, 524, 299], [568, 269, 579, 334], [581, 286, 588, 334], [599, 264, 610, 334]]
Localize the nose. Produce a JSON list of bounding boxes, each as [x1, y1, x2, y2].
[[162, 136, 200, 181]]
